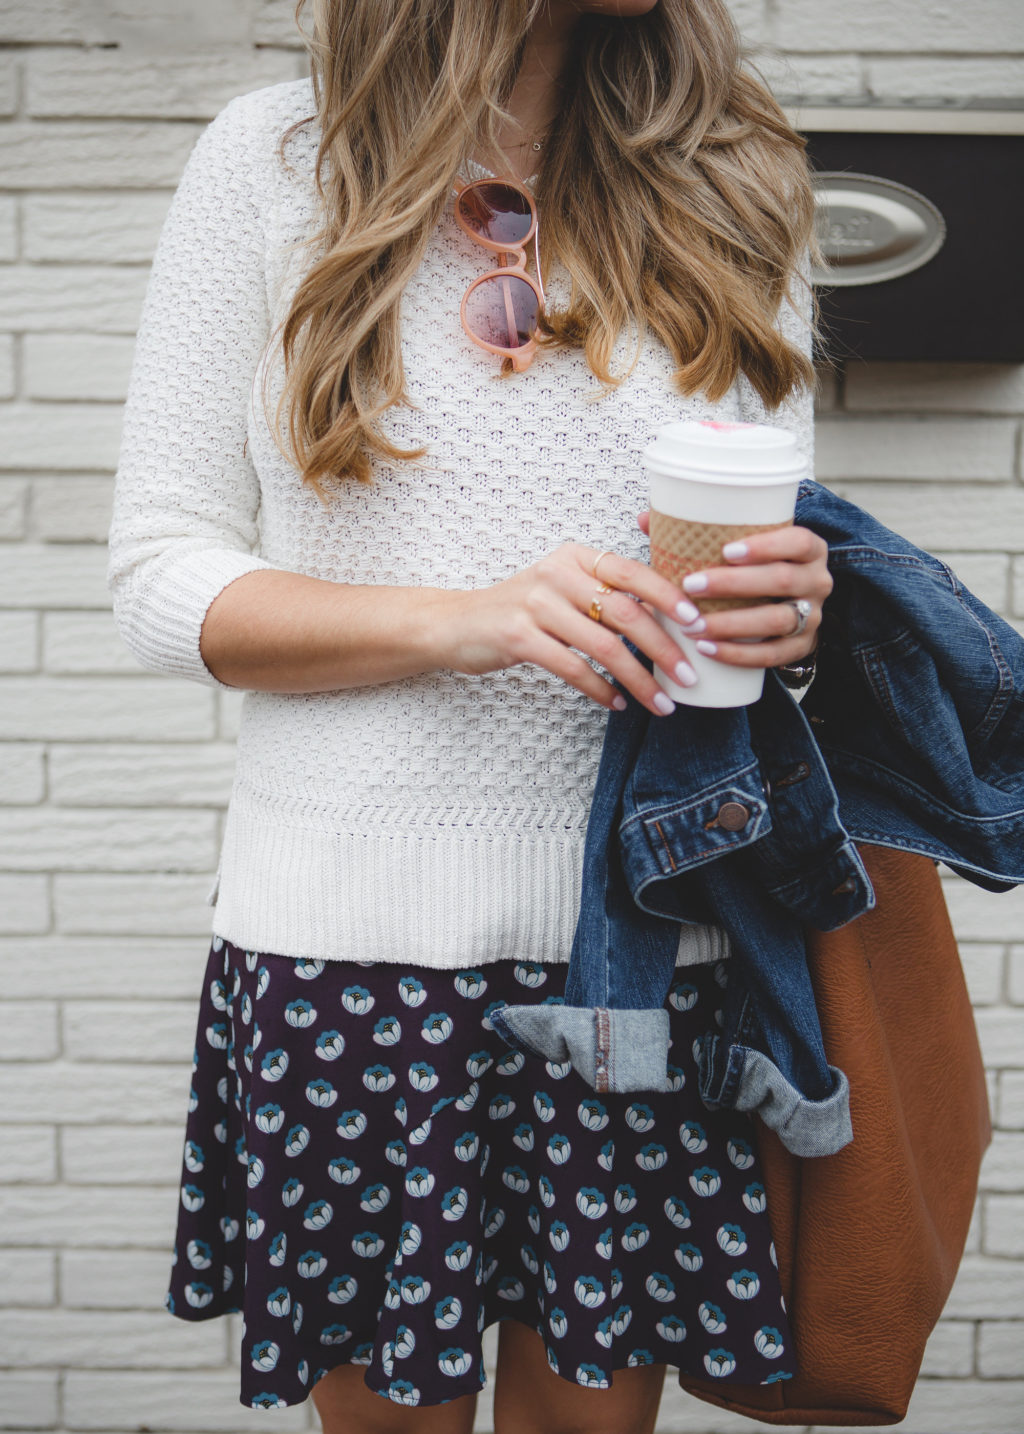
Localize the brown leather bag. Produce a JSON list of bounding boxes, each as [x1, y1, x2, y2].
[[679, 844, 991, 1426]]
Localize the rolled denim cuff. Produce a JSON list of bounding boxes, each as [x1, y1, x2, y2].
[[700, 1040, 852, 1157], [490, 1004, 671, 1094]]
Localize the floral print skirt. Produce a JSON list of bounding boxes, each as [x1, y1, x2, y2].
[[165, 936, 795, 1409]]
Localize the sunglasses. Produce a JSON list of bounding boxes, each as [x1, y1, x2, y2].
[[454, 177, 546, 373]]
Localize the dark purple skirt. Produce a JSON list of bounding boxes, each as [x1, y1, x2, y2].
[[165, 936, 795, 1409]]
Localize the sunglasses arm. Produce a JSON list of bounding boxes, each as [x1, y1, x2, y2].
[[533, 219, 546, 306]]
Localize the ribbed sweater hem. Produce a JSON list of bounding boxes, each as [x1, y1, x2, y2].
[[210, 787, 583, 967]]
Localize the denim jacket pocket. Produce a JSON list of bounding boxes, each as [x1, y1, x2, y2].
[[618, 770, 771, 892]]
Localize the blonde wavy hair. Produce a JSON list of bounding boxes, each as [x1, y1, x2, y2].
[[267, 0, 816, 499]]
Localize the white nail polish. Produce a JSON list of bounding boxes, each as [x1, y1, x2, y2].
[[653, 691, 676, 715], [612, 694, 627, 711], [674, 662, 698, 687], [675, 599, 700, 623], [722, 541, 748, 560], [682, 573, 708, 594], [696, 639, 718, 656], [680, 616, 706, 635]]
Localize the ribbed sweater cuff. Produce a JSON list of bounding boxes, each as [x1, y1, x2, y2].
[[117, 547, 276, 690]]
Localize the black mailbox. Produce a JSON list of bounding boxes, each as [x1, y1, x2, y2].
[[799, 108, 1024, 363]]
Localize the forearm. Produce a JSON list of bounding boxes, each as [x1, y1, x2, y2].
[[199, 568, 458, 692]]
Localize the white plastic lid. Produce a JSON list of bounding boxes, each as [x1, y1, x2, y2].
[[643, 419, 802, 480]]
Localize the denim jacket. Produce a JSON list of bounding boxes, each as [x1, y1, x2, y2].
[[491, 481, 1024, 1157]]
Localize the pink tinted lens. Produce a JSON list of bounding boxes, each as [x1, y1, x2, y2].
[[458, 183, 534, 246], [464, 274, 539, 351]]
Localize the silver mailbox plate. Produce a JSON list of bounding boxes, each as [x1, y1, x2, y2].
[[811, 172, 947, 287]]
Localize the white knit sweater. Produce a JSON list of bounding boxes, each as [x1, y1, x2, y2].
[[107, 78, 814, 967]]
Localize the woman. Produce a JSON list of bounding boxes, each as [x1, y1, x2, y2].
[[108, 1, 832, 1429]]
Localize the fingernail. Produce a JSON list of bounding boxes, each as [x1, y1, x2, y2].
[[653, 691, 676, 715], [682, 573, 708, 594], [612, 694, 627, 711], [696, 639, 718, 656], [680, 616, 706, 634], [674, 661, 698, 687], [722, 541, 748, 561], [675, 598, 700, 623]]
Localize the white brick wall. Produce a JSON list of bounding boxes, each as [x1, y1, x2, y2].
[[0, 2, 1020, 1432]]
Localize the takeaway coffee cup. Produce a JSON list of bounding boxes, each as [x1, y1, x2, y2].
[[644, 419, 804, 708]]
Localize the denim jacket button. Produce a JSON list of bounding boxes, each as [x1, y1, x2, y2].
[[716, 801, 751, 832]]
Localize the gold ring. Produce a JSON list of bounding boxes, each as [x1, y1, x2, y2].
[[588, 583, 614, 623], [592, 550, 615, 581]]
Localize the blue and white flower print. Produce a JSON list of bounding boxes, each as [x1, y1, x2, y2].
[[512, 1122, 534, 1152], [444, 1241, 473, 1272], [327, 1156, 359, 1185], [690, 1167, 722, 1198], [421, 1013, 453, 1044], [438, 1347, 472, 1377], [297, 1251, 327, 1279], [409, 1061, 438, 1092], [405, 1167, 435, 1199], [358, 1183, 389, 1215], [679, 1121, 708, 1154], [248, 1336, 276, 1370], [166, 937, 795, 1411], [625, 1103, 655, 1133], [575, 1188, 607, 1220], [668, 981, 698, 1011], [362, 1064, 395, 1094], [285, 1000, 316, 1029], [441, 1186, 468, 1221], [255, 1104, 284, 1135], [453, 970, 487, 1000], [699, 1301, 728, 1334], [727, 1138, 756, 1170], [496, 1050, 525, 1077], [547, 1133, 571, 1165], [743, 1182, 767, 1214], [755, 1326, 785, 1358], [645, 1272, 675, 1303], [315, 1030, 344, 1060], [664, 1196, 692, 1229], [285, 1124, 310, 1156], [399, 977, 428, 1008], [704, 1349, 737, 1378], [615, 1184, 638, 1214], [533, 1091, 556, 1122], [574, 1275, 607, 1309], [675, 1243, 703, 1272], [335, 1109, 366, 1140], [549, 1221, 571, 1253], [578, 1100, 609, 1132], [351, 1232, 385, 1259], [434, 1295, 462, 1329], [260, 1049, 288, 1081], [717, 1223, 747, 1256], [341, 986, 374, 1015], [727, 1270, 761, 1301]]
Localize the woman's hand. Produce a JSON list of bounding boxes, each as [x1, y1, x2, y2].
[[637, 512, 830, 668], [440, 542, 707, 716]]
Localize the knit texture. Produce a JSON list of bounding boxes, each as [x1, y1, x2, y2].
[[108, 78, 814, 966]]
